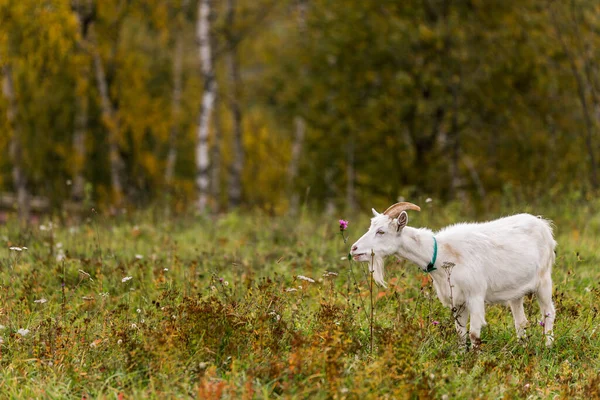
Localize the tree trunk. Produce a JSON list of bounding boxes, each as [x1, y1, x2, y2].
[[288, 116, 305, 214], [90, 24, 125, 204], [211, 94, 223, 212], [226, 0, 244, 208], [196, 0, 217, 212], [72, 6, 91, 203], [165, 29, 184, 187], [2, 63, 29, 225], [165, 0, 189, 188], [288, 0, 308, 215]]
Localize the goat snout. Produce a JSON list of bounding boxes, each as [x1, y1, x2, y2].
[[351, 245, 358, 252]]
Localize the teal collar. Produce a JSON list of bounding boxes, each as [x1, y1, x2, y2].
[[425, 236, 437, 273]]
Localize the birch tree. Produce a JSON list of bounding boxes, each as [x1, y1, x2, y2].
[[196, 0, 217, 212], [71, 0, 93, 202], [90, 23, 125, 205]]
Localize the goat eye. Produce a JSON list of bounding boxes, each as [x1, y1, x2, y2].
[[376, 230, 385, 236]]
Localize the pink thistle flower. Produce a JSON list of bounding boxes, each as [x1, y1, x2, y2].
[[432, 320, 440, 325], [539, 321, 545, 327], [339, 219, 349, 231]]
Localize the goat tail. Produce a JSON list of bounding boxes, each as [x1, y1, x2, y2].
[[369, 255, 387, 287], [538, 217, 557, 274]]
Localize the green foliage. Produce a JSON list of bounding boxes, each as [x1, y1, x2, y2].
[[0, 202, 598, 397]]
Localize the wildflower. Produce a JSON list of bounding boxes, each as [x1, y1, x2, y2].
[[17, 328, 30, 337], [545, 312, 551, 317], [9, 246, 24, 252], [539, 321, 545, 327], [131, 323, 138, 329], [0, 325, 5, 330], [323, 271, 338, 277], [56, 242, 63, 249], [122, 276, 133, 283], [78, 270, 93, 281], [82, 296, 94, 301], [40, 225, 49, 231], [285, 288, 298, 292], [432, 320, 440, 325], [210, 285, 217, 291], [223, 281, 229, 286], [34, 298, 48, 304], [99, 292, 109, 298], [136, 309, 142, 314], [296, 275, 315, 283], [339, 219, 349, 231], [135, 254, 143, 260], [524, 383, 530, 390], [425, 198, 433, 203], [117, 339, 123, 345], [163, 268, 169, 272]]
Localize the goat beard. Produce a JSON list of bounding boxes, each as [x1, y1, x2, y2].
[[369, 255, 387, 287]]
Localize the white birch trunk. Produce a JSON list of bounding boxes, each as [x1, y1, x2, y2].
[[2, 63, 29, 224], [226, 0, 244, 208], [196, 0, 217, 212], [90, 25, 125, 203]]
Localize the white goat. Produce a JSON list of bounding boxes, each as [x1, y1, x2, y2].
[[350, 202, 556, 347]]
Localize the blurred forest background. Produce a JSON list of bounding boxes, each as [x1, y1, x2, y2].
[[1, 0, 599, 219]]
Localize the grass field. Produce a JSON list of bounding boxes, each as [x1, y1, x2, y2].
[[0, 200, 599, 398]]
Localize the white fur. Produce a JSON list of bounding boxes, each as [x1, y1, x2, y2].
[[350, 209, 556, 347]]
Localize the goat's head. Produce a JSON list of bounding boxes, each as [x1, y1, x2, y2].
[[350, 202, 421, 285]]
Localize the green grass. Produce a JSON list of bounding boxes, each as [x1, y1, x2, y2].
[[0, 201, 599, 399]]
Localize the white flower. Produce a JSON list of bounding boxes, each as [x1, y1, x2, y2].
[[135, 254, 143, 260], [131, 323, 138, 329], [136, 309, 142, 313], [122, 276, 133, 283], [0, 325, 5, 330], [40, 225, 48, 231], [99, 292, 109, 298], [17, 328, 30, 337], [34, 298, 47, 304], [223, 281, 229, 286], [56, 251, 65, 262], [90, 341, 98, 348], [285, 288, 298, 292], [56, 242, 63, 249], [9, 247, 23, 252], [117, 339, 123, 345], [425, 198, 433, 203], [163, 268, 169, 272], [296, 275, 315, 283], [323, 271, 339, 277]]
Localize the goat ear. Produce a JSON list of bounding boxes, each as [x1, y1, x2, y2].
[[396, 211, 408, 232], [372, 208, 380, 217]]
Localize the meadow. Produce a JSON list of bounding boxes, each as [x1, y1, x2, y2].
[[0, 199, 599, 399]]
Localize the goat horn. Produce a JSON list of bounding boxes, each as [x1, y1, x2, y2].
[[382, 202, 421, 218]]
